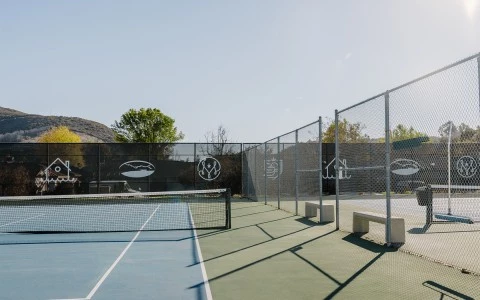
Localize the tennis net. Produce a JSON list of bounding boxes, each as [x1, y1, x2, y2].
[[0, 189, 231, 233]]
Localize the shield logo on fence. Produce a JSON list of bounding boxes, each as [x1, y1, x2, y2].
[[264, 158, 283, 180], [198, 156, 221, 181]]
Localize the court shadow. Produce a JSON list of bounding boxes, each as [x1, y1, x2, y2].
[[295, 217, 324, 226], [408, 224, 431, 234], [342, 233, 398, 253], [423, 280, 475, 300], [408, 224, 480, 235], [232, 208, 279, 218]]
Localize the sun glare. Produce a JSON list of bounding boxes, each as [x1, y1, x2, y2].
[[465, 0, 478, 19]]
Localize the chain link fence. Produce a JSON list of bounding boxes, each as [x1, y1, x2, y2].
[[0, 143, 243, 196], [243, 52, 480, 281], [242, 118, 337, 221], [335, 53, 480, 277]]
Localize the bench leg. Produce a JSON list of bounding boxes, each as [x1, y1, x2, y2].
[[305, 203, 318, 218], [390, 219, 406, 244], [352, 217, 369, 233], [320, 205, 335, 223]]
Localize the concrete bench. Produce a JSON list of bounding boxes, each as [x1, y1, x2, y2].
[[352, 211, 405, 244], [305, 201, 335, 222]]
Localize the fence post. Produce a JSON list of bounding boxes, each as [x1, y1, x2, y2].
[[148, 144, 151, 192], [385, 92, 392, 246], [477, 55, 480, 114], [194, 143, 197, 190], [97, 143, 101, 194], [241, 143, 244, 197], [277, 137, 281, 209], [334, 110, 340, 230], [319, 116, 323, 222], [264, 142, 267, 205], [254, 145, 257, 200], [295, 129, 299, 215]]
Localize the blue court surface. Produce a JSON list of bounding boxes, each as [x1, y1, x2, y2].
[[0, 230, 211, 300], [0, 195, 225, 300]]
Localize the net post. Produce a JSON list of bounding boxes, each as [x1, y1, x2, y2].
[[226, 188, 232, 229]]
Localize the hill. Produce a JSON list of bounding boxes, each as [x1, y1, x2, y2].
[[0, 107, 115, 142]]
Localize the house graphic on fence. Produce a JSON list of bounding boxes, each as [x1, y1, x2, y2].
[[35, 158, 79, 194], [42, 158, 78, 184], [323, 158, 351, 180]]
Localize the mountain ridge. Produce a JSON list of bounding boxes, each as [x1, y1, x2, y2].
[[0, 107, 115, 142]]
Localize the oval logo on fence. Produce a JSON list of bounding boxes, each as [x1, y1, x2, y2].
[[198, 157, 221, 181], [391, 159, 420, 176], [119, 160, 155, 178]]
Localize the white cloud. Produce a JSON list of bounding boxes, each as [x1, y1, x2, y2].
[[344, 52, 352, 60]]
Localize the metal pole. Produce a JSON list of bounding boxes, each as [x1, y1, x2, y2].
[[447, 121, 452, 215], [254, 146, 257, 200], [277, 137, 281, 209], [385, 92, 392, 246], [264, 142, 267, 205], [97, 143, 101, 194], [194, 143, 197, 190], [335, 110, 340, 230], [295, 129, 299, 215], [319, 116, 324, 222], [478, 55, 480, 115], [148, 144, 151, 192], [241, 143, 244, 197]]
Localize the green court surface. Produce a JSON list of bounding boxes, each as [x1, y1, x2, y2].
[[198, 199, 480, 300]]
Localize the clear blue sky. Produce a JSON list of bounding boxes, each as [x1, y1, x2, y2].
[[1, 1, 480, 142]]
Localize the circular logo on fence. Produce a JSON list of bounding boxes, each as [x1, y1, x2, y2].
[[456, 156, 477, 178], [198, 157, 221, 181]]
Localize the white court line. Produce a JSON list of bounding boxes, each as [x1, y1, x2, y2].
[[188, 209, 213, 300], [0, 214, 44, 228], [85, 204, 161, 299], [52, 204, 161, 300], [49, 298, 87, 300]]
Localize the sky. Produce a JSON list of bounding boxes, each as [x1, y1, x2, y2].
[[1, 0, 480, 143]]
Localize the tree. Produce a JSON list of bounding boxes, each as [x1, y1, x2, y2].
[[391, 124, 425, 142], [111, 108, 184, 143], [38, 126, 85, 168], [204, 125, 234, 155], [0, 164, 34, 196], [323, 119, 369, 143], [38, 126, 82, 143]]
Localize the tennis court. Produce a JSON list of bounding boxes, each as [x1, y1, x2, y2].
[[1, 192, 480, 299], [0, 189, 230, 299]]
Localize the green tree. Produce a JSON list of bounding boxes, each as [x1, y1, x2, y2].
[[323, 119, 369, 143], [391, 124, 425, 142], [457, 123, 480, 142], [111, 108, 184, 143]]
